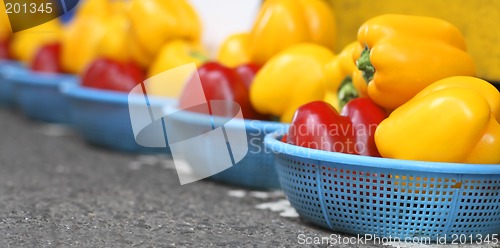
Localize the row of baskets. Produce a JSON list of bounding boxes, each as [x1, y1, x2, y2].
[[0, 60, 163, 153], [0, 60, 284, 190], [1, 60, 500, 242]]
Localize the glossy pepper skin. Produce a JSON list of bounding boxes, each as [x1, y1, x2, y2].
[[287, 101, 355, 154], [61, 8, 107, 74], [96, 2, 133, 63], [286, 98, 386, 156], [250, 43, 335, 123], [217, 33, 252, 68], [129, 0, 201, 68], [234, 63, 261, 90], [179, 62, 264, 120], [30, 42, 63, 73], [324, 42, 358, 111], [81, 58, 145, 93], [352, 14, 476, 110], [0, 3, 10, 42], [0, 3, 10, 59], [61, 1, 135, 74], [0, 38, 10, 60], [146, 40, 208, 98], [148, 39, 208, 78], [249, 0, 336, 65], [10, 20, 61, 65], [341, 98, 387, 156], [375, 76, 500, 164]]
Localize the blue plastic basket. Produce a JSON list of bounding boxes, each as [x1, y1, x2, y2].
[[265, 131, 500, 242], [167, 108, 287, 190], [10, 70, 78, 123], [0, 60, 25, 106], [62, 84, 173, 154]]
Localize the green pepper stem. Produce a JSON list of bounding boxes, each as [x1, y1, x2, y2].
[[356, 46, 375, 83], [190, 51, 209, 62], [337, 76, 358, 110]]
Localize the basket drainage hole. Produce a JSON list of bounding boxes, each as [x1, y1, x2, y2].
[[452, 182, 463, 189]]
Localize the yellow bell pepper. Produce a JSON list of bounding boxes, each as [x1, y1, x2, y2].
[[217, 33, 251, 68], [73, 0, 111, 19], [375, 76, 500, 164], [353, 14, 476, 110], [324, 42, 358, 110], [128, 33, 152, 69], [9, 20, 61, 65], [0, 3, 11, 41], [351, 68, 368, 98], [95, 2, 133, 63], [249, 0, 336, 65], [62, 1, 138, 74], [250, 43, 335, 122], [148, 39, 207, 78], [146, 39, 207, 98], [331, 0, 500, 82], [129, 0, 201, 67], [61, 16, 106, 74]]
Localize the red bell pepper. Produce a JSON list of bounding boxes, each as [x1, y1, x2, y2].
[[234, 63, 260, 90], [340, 98, 387, 156], [0, 38, 10, 60], [81, 58, 145, 92], [286, 98, 386, 156], [30, 42, 63, 73], [179, 61, 265, 119]]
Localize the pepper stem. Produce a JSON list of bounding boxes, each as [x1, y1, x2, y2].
[[338, 76, 358, 110], [356, 46, 375, 83], [190, 51, 209, 63]]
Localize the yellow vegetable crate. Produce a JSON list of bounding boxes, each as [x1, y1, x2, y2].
[[330, 0, 500, 81]]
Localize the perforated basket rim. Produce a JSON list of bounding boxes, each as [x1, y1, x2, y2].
[[0, 60, 25, 78], [0, 60, 23, 69], [166, 106, 288, 132], [264, 131, 500, 175], [9, 70, 77, 86], [61, 84, 174, 106]]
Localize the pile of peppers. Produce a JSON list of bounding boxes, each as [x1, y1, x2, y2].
[[275, 14, 500, 164], [177, 11, 499, 165], [26, 0, 205, 94], [177, 0, 337, 121], [7, 0, 499, 165]]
